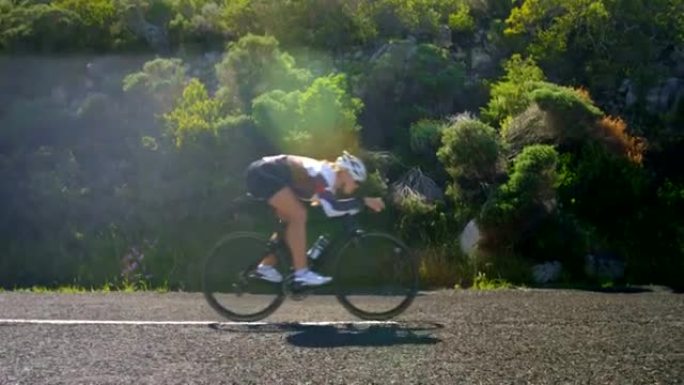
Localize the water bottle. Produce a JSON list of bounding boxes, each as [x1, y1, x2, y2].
[[307, 235, 329, 260]]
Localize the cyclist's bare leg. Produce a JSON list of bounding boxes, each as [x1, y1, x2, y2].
[[259, 232, 279, 266], [266, 186, 307, 270]]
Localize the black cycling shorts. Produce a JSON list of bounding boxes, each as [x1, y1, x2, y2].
[[245, 158, 292, 200]]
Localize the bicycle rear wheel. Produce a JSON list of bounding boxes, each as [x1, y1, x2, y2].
[[334, 232, 418, 320], [202, 232, 285, 321]]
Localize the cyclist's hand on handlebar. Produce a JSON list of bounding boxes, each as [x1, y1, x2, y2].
[[363, 197, 386, 213]]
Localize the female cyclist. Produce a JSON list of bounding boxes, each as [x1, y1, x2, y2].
[[244, 151, 386, 286]]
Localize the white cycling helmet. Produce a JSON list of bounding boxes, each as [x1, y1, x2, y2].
[[335, 150, 367, 182]]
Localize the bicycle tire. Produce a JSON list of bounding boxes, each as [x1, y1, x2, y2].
[[334, 232, 419, 320], [202, 232, 286, 322]]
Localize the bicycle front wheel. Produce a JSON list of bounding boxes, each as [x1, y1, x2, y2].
[[334, 232, 418, 320], [202, 232, 285, 322]]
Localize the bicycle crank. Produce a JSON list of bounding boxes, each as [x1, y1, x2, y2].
[[282, 275, 310, 301]]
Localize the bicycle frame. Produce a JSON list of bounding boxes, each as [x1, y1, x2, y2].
[[263, 214, 365, 278], [203, 201, 419, 320]]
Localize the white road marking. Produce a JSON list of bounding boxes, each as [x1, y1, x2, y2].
[[0, 319, 397, 326]]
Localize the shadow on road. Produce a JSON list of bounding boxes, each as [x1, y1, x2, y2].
[[209, 320, 443, 348], [286, 323, 441, 348]]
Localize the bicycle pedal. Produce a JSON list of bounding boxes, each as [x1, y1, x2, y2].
[[290, 281, 307, 292]]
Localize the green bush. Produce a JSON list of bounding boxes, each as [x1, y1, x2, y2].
[[0, 0, 143, 52], [361, 41, 466, 150], [123, 57, 188, 113], [502, 81, 611, 158], [437, 114, 502, 212], [163, 78, 222, 147], [551, 140, 684, 286], [166, 0, 230, 47], [410, 119, 445, 156], [215, 34, 312, 114], [1, 4, 84, 52], [394, 192, 439, 243], [448, 3, 475, 33], [479, 144, 559, 247], [530, 85, 602, 131], [263, 0, 376, 50], [481, 54, 546, 127], [0, 0, 681, 290], [557, 142, 647, 242], [252, 73, 363, 158], [359, 0, 461, 39], [438, 115, 500, 181], [406, 44, 466, 120], [504, 0, 684, 94]]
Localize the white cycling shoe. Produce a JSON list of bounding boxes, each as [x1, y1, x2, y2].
[[256, 264, 283, 283], [294, 269, 332, 286]]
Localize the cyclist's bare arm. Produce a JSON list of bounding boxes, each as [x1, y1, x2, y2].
[[316, 188, 362, 217]]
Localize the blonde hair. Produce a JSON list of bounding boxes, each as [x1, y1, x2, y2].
[[325, 160, 344, 174]]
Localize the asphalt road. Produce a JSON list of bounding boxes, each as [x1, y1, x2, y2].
[[0, 288, 682, 384]]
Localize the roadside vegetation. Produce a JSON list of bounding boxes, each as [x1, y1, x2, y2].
[[1, 0, 682, 291]]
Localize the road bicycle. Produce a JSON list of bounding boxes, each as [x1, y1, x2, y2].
[[202, 194, 419, 322]]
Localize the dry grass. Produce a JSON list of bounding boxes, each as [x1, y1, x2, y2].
[[574, 86, 594, 103], [418, 245, 473, 289], [595, 116, 646, 164]]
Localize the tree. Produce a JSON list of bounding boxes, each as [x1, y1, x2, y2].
[[0, 0, 136, 52], [252, 73, 363, 158], [358, 0, 462, 39], [123, 57, 188, 113], [215, 34, 311, 114], [360, 40, 466, 150], [163, 78, 222, 147], [504, 0, 684, 93]]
